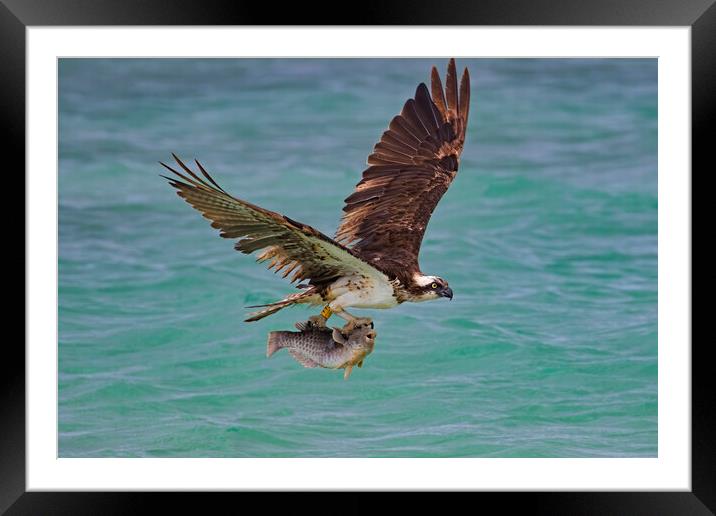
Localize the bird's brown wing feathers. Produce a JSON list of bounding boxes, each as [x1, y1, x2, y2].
[[162, 154, 386, 286], [335, 59, 470, 280]]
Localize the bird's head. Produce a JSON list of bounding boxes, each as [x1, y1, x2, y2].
[[412, 274, 453, 301]]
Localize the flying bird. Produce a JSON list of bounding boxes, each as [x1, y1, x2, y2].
[[162, 58, 470, 332]]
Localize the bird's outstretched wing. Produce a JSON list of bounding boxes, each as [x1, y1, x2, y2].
[[335, 59, 470, 280], [162, 154, 386, 286]]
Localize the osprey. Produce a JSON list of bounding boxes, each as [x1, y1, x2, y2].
[[162, 59, 470, 331]]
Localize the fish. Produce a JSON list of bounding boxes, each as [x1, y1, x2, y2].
[[266, 320, 377, 379]]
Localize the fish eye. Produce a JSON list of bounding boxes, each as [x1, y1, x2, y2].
[[431, 283, 438, 289]]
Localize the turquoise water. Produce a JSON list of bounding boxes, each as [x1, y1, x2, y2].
[[58, 58, 657, 457]]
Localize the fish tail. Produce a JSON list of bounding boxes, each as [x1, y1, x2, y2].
[[266, 332, 289, 358]]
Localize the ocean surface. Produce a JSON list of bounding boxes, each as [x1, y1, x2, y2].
[[58, 58, 657, 457]]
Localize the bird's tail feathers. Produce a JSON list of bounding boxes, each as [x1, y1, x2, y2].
[[245, 290, 317, 322]]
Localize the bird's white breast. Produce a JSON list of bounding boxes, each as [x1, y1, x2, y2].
[[326, 274, 398, 309]]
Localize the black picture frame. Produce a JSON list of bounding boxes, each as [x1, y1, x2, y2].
[[4, 0, 709, 513]]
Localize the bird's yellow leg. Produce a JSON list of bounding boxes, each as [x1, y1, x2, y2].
[[307, 316, 326, 328], [307, 306, 333, 328]]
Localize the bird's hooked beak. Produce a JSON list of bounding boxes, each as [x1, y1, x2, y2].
[[441, 287, 453, 300]]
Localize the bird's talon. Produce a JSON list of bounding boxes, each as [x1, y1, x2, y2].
[[356, 317, 373, 328], [307, 315, 327, 328], [342, 317, 373, 333]]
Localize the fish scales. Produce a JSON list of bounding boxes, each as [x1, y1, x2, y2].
[[266, 321, 376, 379]]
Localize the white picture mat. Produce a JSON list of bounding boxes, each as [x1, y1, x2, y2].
[[27, 26, 690, 490]]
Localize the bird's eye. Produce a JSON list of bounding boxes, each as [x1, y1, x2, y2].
[[431, 283, 438, 289]]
